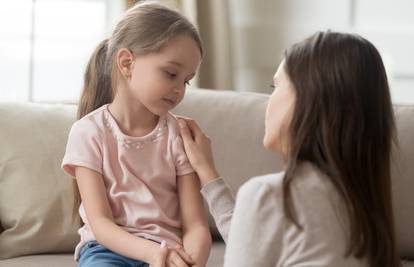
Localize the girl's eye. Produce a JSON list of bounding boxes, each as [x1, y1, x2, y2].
[[165, 71, 177, 79], [270, 84, 276, 89]]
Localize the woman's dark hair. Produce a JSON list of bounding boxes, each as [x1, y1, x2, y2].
[[282, 31, 400, 267]]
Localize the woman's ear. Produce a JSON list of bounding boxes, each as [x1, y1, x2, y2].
[[116, 48, 134, 79]]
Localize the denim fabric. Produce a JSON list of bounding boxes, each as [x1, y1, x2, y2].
[[78, 241, 149, 267]]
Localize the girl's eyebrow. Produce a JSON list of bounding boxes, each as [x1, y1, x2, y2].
[[166, 61, 196, 78], [166, 61, 182, 67]]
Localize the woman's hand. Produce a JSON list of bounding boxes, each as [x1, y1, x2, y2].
[[177, 117, 220, 186], [151, 241, 194, 267]]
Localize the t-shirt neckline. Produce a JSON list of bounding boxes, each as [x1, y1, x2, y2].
[[103, 104, 167, 142]]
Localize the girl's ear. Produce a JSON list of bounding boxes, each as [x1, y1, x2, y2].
[[116, 48, 134, 79]]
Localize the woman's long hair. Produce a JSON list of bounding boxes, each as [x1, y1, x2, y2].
[[282, 31, 400, 267], [72, 1, 203, 221]]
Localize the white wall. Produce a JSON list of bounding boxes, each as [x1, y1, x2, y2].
[[228, 0, 414, 104]]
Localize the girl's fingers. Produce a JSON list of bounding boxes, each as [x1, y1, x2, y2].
[[169, 251, 189, 267], [154, 240, 168, 267], [173, 245, 194, 265]]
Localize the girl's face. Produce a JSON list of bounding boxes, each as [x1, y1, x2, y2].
[[120, 36, 202, 116], [263, 61, 296, 157]]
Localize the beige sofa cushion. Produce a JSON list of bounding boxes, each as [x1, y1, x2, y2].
[[0, 103, 79, 259], [0, 89, 413, 261]]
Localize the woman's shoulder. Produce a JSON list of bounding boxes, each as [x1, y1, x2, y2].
[[237, 162, 336, 209], [236, 172, 286, 210], [289, 162, 345, 224], [242, 172, 285, 193], [292, 161, 337, 196]]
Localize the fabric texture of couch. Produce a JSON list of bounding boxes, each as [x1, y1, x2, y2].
[[0, 88, 413, 266]]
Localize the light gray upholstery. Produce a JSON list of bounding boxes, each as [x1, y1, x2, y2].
[[1, 89, 413, 266]]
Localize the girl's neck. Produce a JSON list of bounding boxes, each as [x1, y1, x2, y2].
[[108, 93, 159, 137]]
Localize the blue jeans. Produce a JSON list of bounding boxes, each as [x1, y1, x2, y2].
[[78, 240, 149, 267]]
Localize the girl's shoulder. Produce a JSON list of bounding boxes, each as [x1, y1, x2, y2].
[[164, 112, 182, 140], [70, 105, 108, 139]]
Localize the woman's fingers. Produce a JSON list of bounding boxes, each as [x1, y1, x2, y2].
[[179, 119, 211, 147], [178, 119, 195, 144], [182, 118, 204, 137], [176, 116, 204, 139]]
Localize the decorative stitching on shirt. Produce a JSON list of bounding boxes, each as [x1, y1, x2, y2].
[[103, 112, 167, 149]]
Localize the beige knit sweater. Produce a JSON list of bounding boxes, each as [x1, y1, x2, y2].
[[200, 162, 368, 267]]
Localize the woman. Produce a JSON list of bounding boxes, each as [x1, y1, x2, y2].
[[177, 31, 401, 267]]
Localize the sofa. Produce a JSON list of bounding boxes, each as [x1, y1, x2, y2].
[[0, 88, 413, 267]]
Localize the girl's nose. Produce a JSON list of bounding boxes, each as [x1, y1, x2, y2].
[[174, 84, 185, 94]]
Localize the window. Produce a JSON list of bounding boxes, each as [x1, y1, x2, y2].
[[353, 0, 414, 104], [228, 0, 414, 103], [0, 0, 32, 101], [0, 0, 125, 103]]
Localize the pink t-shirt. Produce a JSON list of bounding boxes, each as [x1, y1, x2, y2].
[[61, 104, 194, 260]]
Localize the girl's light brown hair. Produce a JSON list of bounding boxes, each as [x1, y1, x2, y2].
[[282, 31, 400, 267], [72, 1, 203, 220]]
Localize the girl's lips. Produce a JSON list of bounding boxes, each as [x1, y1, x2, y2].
[[163, 98, 176, 106]]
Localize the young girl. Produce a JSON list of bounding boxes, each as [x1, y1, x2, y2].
[[178, 31, 401, 266], [61, 2, 211, 267]]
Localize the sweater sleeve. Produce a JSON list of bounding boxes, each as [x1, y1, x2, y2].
[[200, 178, 235, 243], [223, 178, 286, 267]]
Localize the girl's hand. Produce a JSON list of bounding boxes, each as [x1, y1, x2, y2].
[[150, 241, 168, 267], [166, 245, 195, 267], [177, 117, 220, 186], [151, 241, 195, 267]]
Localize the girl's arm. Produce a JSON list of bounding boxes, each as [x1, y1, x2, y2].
[[75, 166, 165, 265], [178, 172, 212, 267]]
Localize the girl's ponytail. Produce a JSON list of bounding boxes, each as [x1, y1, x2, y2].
[[72, 39, 112, 221], [77, 38, 113, 120]]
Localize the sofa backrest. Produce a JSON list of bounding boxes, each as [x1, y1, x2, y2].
[[0, 88, 413, 260], [0, 103, 79, 259], [391, 105, 414, 259]]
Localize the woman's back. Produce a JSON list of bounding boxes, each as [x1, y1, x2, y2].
[[224, 161, 368, 267]]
